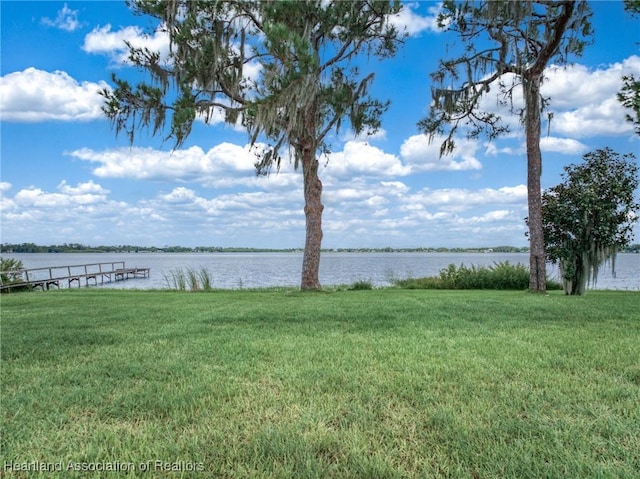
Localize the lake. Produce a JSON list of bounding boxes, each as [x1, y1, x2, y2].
[[7, 252, 639, 291]]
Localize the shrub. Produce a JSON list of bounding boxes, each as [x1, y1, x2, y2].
[[0, 257, 29, 293], [394, 261, 561, 290], [348, 279, 374, 290]]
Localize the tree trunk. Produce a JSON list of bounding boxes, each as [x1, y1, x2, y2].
[[300, 144, 323, 291], [524, 74, 547, 292]]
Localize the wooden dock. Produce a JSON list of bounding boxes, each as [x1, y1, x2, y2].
[[0, 261, 150, 292]]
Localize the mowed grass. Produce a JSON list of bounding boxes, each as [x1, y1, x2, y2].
[[1, 289, 639, 478]]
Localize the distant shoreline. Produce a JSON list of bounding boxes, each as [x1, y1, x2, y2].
[[3, 243, 528, 254], [2, 243, 640, 254]]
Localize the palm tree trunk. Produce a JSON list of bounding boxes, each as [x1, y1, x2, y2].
[[524, 74, 547, 292], [300, 145, 323, 291]]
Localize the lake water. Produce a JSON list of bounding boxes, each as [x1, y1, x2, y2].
[[7, 252, 639, 291]]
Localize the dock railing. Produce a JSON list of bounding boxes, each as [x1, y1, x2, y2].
[[0, 261, 150, 291]]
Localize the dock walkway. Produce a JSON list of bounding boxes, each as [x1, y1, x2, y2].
[[0, 261, 150, 292]]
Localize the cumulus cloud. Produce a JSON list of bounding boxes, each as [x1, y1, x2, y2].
[[474, 56, 640, 140], [57, 180, 109, 196], [65, 121, 488, 207], [543, 57, 640, 109], [13, 181, 110, 208], [71, 140, 416, 187], [0, 181, 149, 245], [41, 3, 81, 32], [320, 179, 530, 247], [468, 209, 514, 223], [389, 2, 442, 36], [1, 173, 536, 248], [550, 97, 634, 138], [542, 57, 640, 138], [159, 187, 199, 204], [400, 134, 482, 171], [324, 179, 408, 207], [325, 141, 410, 179], [69, 144, 257, 181], [409, 185, 528, 211], [0, 68, 109, 122], [139, 187, 305, 240], [82, 24, 170, 65], [67, 143, 303, 190], [483, 143, 520, 157], [539, 136, 588, 155]]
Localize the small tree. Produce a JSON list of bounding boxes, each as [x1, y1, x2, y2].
[[542, 148, 639, 295], [102, 0, 402, 290], [419, 0, 592, 292]]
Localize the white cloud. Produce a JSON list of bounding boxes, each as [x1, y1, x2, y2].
[[484, 143, 520, 157], [69, 134, 486, 194], [69, 144, 255, 181], [0, 68, 109, 122], [543, 57, 640, 110], [468, 209, 514, 223], [0, 173, 537, 249], [324, 179, 407, 208], [389, 2, 442, 36], [409, 185, 527, 211], [541, 57, 640, 138], [320, 178, 530, 248], [474, 56, 640, 140], [539, 136, 588, 155], [139, 187, 305, 241], [550, 97, 634, 138], [41, 3, 81, 32], [82, 24, 171, 65], [0, 182, 12, 192], [13, 181, 109, 208], [67, 143, 303, 190], [159, 187, 198, 204], [0, 182, 143, 245], [400, 134, 482, 171], [57, 180, 109, 196], [324, 141, 410, 179]]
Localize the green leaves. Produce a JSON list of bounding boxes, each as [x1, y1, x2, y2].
[[617, 74, 640, 135], [542, 148, 640, 295], [101, 74, 166, 144], [102, 0, 402, 171]]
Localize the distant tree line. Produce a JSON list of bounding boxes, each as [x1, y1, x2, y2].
[[3, 243, 639, 255], [0, 243, 295, 254]]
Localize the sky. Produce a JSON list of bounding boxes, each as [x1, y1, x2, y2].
[[1, 1, 639, 249]]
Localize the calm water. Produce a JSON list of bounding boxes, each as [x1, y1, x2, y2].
[[8, 252, 640, 291]]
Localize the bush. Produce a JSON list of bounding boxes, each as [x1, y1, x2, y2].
[[394, 261, 561, 290], [348, 279, 374, 290], [0, 257, 29, 293]]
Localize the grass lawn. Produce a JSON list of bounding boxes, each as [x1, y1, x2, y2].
[[1, 289, 639, 478]]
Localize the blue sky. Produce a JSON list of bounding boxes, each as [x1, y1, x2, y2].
[[1, 1, 639, 249]]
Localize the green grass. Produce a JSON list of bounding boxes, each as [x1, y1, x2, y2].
[[1, 289, 639, 478]]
